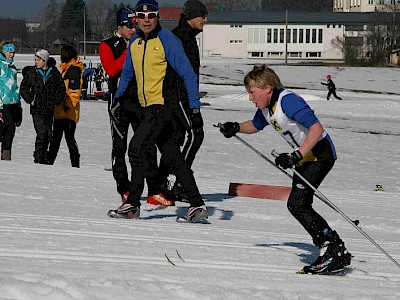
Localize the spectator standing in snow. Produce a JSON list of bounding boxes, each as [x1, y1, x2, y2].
[[47, 46, 84, 168], [20, 49, 66, 164], [108, 0, 207, 223], [219, 64, 351, 274], [158, 0, 208, 199], [321, 74, 342, 100], [99, 7, 142, 203], [0, 40, 22, 161]]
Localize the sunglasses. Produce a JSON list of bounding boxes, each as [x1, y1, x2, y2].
[[136, 11, 159, 19]]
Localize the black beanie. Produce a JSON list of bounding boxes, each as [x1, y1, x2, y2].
[[183, 0, 208, 20]]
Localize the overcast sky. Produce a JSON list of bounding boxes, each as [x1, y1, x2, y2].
[[0, 0, 187, 20]]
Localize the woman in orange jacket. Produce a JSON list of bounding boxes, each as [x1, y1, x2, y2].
[[47, 46, 85, 167]]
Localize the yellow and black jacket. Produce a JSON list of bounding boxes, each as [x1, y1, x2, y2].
[[115, 23, 200, 110]]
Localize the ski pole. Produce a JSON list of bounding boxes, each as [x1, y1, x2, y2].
[[269, 151, 400, 270], [213, 123, 356, 222], [215, 123, 400, 270]]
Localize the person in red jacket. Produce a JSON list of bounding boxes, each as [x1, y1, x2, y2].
[[101, 7, 173, 207], [100, 7, 139, 203]]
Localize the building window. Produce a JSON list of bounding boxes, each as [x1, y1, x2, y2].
[[299, 29, 304, 43], [287, 29, 291, 43], [292, 29, 297, 43], [312, 29, 317, 43], [250, 52, 264, 58], [267, 52, 283, 58], [230, 40, 243, 44], [280, 28, 284, 43], [260, 28, 265, 43], [230, 25, 243, 28], [254, 28, 260, 43], [273, 29, 278, 43], [267, 29, 272, 43], [288, 52, 302, 57], [306, 29, 310, 43], [318, 29, 323, 43], [306, 52, 321, 58], [248, 28, 253, 43]]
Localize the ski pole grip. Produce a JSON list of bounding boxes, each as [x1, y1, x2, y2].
[[271, 149, 280, 158], [213, 123, 224, 129]]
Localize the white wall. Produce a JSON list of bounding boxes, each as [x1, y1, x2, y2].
[[201, 23, 344, 60]]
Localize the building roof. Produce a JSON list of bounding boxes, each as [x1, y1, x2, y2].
[[206, 11, 400, 26]]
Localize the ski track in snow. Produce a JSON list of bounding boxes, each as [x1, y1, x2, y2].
[[1, 56, 400, 299]]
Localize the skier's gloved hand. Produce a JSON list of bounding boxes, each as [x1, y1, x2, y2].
[[109, 97, 123, 125], [275, 150, 303, 169], [220, 122, 240, 138], [190, 108, 203, 132], [63, 105, 69, 113]]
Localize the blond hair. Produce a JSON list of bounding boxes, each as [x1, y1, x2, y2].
[[244, 64, 283, 90]]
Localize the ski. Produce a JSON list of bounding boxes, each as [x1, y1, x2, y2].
[[296, 267, 347, 276]]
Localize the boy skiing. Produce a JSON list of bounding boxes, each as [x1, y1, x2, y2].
[[219, 64, 351, 274]]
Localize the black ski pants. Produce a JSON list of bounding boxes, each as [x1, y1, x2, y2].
[[287, 160, 335, 247], [47, 118, 79, 167], [0, 104, 17, 151], [109, 102, 142, 196], [32, 114, 53, 164], [126, 105, 203, 208]]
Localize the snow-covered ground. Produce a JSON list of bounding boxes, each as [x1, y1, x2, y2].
[[1, 55, 400, 299]]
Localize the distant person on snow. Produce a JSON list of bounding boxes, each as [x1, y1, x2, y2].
[[219, 64, 351, 274], [321, 74, 342, 100]]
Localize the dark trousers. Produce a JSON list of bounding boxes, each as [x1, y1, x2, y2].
[[0, 104, 17, 151], [327, 90, 342, 100], [109, 104, 141, 196], [287, 160, 335, 247], [47, 118, 80, 167], [32, 114, 53, 164], [127, 105, 203, 208]]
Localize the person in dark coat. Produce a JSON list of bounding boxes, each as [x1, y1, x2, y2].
[[159, 0, 209, 198], [321, 74, 342, 100], [20, 49, 66, 164]]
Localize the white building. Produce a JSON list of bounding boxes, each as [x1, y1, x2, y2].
[[194, 11, 386, 60]]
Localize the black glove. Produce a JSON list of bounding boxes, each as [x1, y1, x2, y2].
[[190, 108, 203, 132], [275, 150, 303, 169], [220, 122, 240, 138], [14, 106, 23, 127], [63, 105, 69, 113], [109, 98, 123, 125]]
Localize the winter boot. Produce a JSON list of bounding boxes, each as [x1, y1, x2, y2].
[[107, 203, 140, 219], [303, 230, 351, 274], [176, 205, 208, 223], [147, 193, 175, 206], [1, 150, 11, 160], [71, 154, 80, 168]]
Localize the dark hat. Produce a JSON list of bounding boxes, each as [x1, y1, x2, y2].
[[117, 7, 136, 26], [135, 0, 159, 12], [183, 0, 208, 20]]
